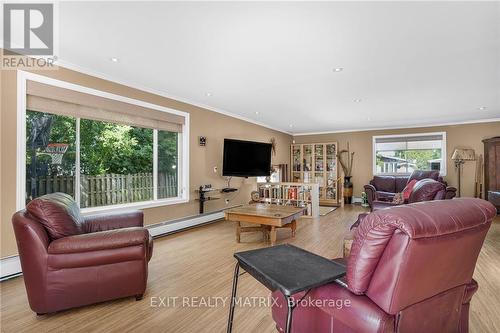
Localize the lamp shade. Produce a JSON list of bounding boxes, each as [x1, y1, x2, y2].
[[451, 148, 476, 161]]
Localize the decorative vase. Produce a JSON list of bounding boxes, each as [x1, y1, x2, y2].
[[343, 176, 353, 204]]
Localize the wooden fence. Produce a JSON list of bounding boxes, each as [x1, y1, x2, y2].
[[26, 172, 178, 208]]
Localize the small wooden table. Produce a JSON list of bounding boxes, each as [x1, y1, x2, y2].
[[225, 204, 305, 246]]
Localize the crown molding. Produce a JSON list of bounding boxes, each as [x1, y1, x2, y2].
[[53, 59, 292, 136], [292, 118, 500, 137]]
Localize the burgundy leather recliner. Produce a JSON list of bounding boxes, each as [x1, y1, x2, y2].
[[364, 170, 450, 208], [370, 178, 456, 211], [12, 193, 153, 315], [272, 198, 496, 332]]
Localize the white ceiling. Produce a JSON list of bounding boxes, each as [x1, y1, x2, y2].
[[57, 1, 500, 134]]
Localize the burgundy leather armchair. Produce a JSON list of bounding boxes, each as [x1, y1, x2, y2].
[[364, 170, 447, 208], [12, 193, 153, 314], [370, 178, 456, 211], [272, 198, 496, 332]]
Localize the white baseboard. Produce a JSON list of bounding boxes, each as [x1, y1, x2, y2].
[[0, 256, 22, 281], [1, 209, 228, 281], [147, 210, 226, 237], [351, 197, 363, 204]]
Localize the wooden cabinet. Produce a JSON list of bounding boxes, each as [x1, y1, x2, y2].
[[483, 137, 500, 211], [291, 142, 341, 206]]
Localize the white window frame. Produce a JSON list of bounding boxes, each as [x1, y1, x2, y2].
[[16, 70, 190, 214], [372, 132, 447, 177]]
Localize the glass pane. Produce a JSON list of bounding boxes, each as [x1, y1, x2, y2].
[[314, 145, 324, 171], [292, 172, 301, 182], [405, 149, 442, 171], [25, 111, 76, 204], [326, 171, 336, 187], [292, 145, 301, 171], [158, 130, 179, 199], [326, 144, 336, 172], [376, 148, 442, 174], [326, 187, 336, 200], [303, 144, 313, 171], [314, 172, 324, 185], [303, 171, 311, 183], [79, 119, 153, 208]]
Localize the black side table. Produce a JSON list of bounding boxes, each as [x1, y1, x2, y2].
[[227, 244, 346, 333]]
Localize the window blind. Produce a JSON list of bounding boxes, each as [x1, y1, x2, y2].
[[375, 134, 444, 151], [374, 133, 444, 144], [26, 80, 184, 133]]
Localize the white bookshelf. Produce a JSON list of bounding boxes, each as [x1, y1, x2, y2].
[[256, 182, 320, 218]]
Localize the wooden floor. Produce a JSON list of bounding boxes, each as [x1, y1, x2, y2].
[[1, 205, 499, 332]]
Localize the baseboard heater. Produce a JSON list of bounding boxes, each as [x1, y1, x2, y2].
[[146, 206, 239, 238]]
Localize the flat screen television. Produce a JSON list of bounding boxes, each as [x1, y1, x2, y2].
[[223, 139, 272, 177]]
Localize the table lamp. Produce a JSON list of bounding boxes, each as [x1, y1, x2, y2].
[[451, 148, 476, 197]]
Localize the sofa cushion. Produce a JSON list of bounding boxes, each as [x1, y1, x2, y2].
[[395, 176, 409, 192], [408, 170, 440, 183], [26, 192, 84, 240], [371, 176, 396, 193]]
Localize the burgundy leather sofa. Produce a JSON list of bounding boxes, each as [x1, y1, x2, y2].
[[364, 170, 448, 208], [272, 198, 496, 332], [12, 193, 153, 314], [370, 178, 456, 211]]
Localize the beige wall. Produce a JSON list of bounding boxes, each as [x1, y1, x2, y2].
[[293, 122, 500, 199], [1, 67, 292, 257]]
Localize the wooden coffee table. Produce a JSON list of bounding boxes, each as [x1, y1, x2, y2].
[[225, 204, 305, 246]]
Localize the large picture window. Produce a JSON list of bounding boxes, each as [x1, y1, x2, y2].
[[373, 132, 446, 176], [19, 72, 189, 212], [25, 111, 180, 209]]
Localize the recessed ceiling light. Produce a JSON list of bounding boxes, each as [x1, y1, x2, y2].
[[354, 99, 362, 103], [110, 57, 119, 62], [289, 124, 294, 128], [333, 67, 344, 72], [255, 111, 260, 115], [478, 106, 486, 110], [205, 92, 212, 97]]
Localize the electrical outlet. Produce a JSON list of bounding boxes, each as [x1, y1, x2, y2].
[[213, 166, 218, 173]]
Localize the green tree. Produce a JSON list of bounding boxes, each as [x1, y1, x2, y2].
[[27, 111, 178, 177], [80, 119, 154, 175]]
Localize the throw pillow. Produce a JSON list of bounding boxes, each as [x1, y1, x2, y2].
[[402, 179, 418, 201], [26, 192, 84, 240], [392, 192, 405, 204]]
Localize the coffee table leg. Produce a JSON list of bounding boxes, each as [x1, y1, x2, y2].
[[227, 263, 240, 333], [235, 222, 241, 243], [291, 220, 297, 237], [285, 295, 294, 333], [270, 226, 277, 246]]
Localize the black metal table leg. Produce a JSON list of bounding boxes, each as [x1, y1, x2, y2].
[[285, 295, 294, 333], [227, 263, 240, 333]]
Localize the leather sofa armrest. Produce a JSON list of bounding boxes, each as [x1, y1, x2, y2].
[[48, 227, 149, 254], [445, 186, 457, 200], [83, 210, 143, 233], [364, 184, 377, 207]]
